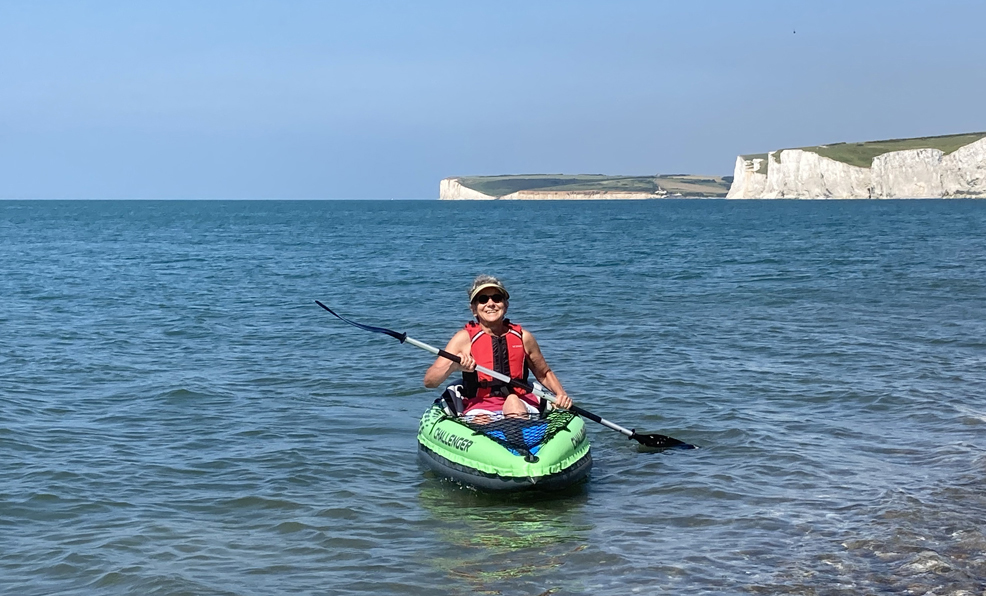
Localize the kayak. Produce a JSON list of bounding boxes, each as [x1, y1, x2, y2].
[[417, 400, 592, 491]]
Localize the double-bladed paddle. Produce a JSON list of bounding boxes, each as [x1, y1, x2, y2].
[[315, 300, 695, 450]]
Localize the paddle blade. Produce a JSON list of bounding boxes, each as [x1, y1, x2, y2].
[[315, 301, 408, 343], [630, 431, 696, 450]]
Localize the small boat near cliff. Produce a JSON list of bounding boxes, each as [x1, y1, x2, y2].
[[417, 400, 592, 492]]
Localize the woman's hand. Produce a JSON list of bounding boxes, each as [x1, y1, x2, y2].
[[554, 391, 572, 410], [456, 351, 476, 373]]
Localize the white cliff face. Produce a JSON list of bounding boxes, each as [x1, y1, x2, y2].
[[766, 150, 872, 199], [439, 178, 496, 200], [727, 137, 986, 199], [871, 148, 944, 198], [725, 156, 768, 199], [941, 139, 986, 197], [439, 178, 667, 200]]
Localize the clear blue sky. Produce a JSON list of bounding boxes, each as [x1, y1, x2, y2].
[[2, 0, 984, 198]]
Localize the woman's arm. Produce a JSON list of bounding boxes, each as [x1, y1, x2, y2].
[[522, 330, 573, 409], [423, 329, 474, 388]]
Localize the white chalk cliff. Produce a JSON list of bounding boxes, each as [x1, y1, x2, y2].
[[726, 137, 986, 199], [439, 178, 496, 200], [439, 178, 667, 200]]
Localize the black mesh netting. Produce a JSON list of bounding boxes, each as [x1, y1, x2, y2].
[[451, 410, 578, 457]]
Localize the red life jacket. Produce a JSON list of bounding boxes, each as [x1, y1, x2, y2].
[[461, 320, 531, 403]]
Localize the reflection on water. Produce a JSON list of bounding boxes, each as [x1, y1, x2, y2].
[[417, 476, 592, 594]]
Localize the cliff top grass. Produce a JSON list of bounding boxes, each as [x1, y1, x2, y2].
[[742, 131, 986, 173], [455, 174, 730, 197]]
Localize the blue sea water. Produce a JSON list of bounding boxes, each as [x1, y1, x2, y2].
[[2, 199, 985, 595]]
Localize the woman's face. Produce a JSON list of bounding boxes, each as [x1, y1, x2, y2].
[[470, 290, 508, 325]]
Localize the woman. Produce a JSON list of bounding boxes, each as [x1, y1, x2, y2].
[[424, 275, 573, 421]]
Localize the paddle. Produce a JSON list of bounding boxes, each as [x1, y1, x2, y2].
[[315, 300, 695, 450]]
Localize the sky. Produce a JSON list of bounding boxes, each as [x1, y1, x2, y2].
[[1, 0, 984, 199]]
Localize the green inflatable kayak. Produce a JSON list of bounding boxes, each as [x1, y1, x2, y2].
[[417, 401, 592, 491]]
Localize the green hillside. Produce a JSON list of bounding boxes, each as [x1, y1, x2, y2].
[[743, 132, 986, 174], [456, 174, 731, 198]]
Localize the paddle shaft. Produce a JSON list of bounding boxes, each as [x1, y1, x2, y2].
[[405, 337, 638, 440]]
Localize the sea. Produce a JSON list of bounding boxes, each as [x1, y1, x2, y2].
[[2, 199, 985, 595]]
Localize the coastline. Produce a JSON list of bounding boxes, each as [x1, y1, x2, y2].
[[439, 175, 730, 200], [442, 133, 986, 201]]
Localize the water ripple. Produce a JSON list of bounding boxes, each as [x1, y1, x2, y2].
[[2, 199, 985, 594]]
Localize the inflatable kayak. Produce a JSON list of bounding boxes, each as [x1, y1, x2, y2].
[[417, 400, 592, 491]]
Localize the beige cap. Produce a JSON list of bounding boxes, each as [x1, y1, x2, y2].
[[468, 275, 510, 302]]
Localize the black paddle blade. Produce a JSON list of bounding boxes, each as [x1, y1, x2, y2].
[[630, 431, 696, 450], [315, 301, 408, 343]]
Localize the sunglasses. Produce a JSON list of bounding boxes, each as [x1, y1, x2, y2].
[[473, 293, 506, 305]]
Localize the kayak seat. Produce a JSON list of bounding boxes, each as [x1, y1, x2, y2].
[[440, 384, 466, 416]]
